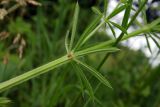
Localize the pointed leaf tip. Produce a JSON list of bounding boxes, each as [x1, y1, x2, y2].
[[69, 1, 80, 51], [91, 6, 102, 16], [74, 59, 113, 89]]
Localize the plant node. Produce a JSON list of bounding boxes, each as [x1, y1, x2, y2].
[[67, 52, 74, 59]]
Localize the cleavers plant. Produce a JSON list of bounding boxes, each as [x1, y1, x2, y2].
[[0, 0, 160, 105]]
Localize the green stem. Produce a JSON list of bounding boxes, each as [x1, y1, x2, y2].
[[0, 55, 69, 93], [0, 18, 159, 94]]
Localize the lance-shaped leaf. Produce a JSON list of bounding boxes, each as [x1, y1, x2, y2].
[[65, 30, 70, 53], [104, 0, 109, 17], [121, 0, 133, 28], [107, 3, 127, 19], [75, 46, 119, 57], [72, 62, 94, 100], [71, 62, 84, 92], [109, 21, 128, 34], [145, 34, 152, 54], [107, 22, 116, 38], [149, 33, 160, 49], [127, 0, 148, 27], [152, 26, 160, 32], [151, 32, 160, 40], [74, 15, 102, 51], [74, 59, 112, 89], [91, 6, 103, 16], [69, 2, 79, 51], [79, 22, 104, 47]]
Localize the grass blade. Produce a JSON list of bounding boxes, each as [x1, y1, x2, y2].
[[69, 2, 79, 51], [74, 59, 112, 89]]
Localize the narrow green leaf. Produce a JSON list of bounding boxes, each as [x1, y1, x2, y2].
[[72, 63, 94, 100], [65, 30, 70, 53], [72, 70, 83, 88], [109, 21, 128, 34], [121, 0, 133, 28], [71, 62, 85, 93], [75, 47, 119, 57], [149, 33, 160, 49], [131, 7, 136, 12], [152, 26, 160, 32], [91, 6, 102, 16], [74, 15, 102, 51], [107, 3, 127, 19], [152, 32, 160, 40], [141, 1, 148, 25], [135, 19, 143, 27], [69, 2, 79, 51], [145, 34, 152, 54], [104, 0, 109, 17], [74, 59, 112, 89], [107, 22, 116, 38], [127, 0, 150, 27], [79, 22, 104, 47]]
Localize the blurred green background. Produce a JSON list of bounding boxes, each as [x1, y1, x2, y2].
[[0, 0, 160, 107]]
